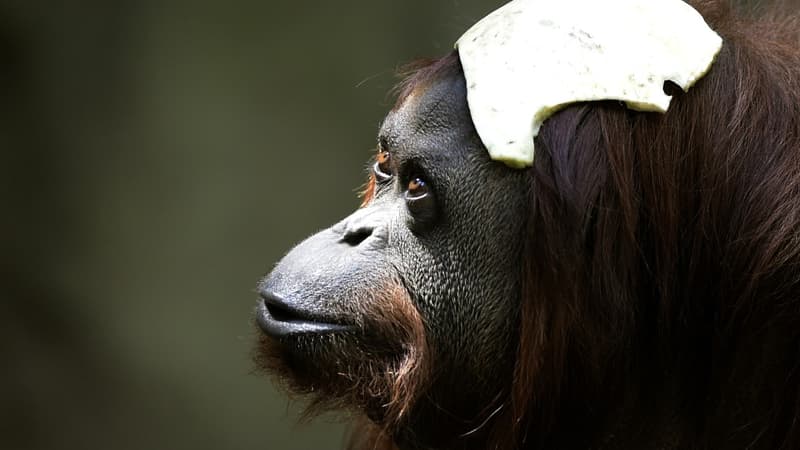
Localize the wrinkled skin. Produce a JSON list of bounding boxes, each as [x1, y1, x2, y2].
[[256, 71, 528, 445]]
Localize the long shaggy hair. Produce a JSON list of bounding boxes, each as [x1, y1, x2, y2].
[[497, 1, 800, 448], [260, 1, 800, 448]]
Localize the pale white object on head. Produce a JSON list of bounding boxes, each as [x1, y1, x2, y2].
[[455, 0, 723, 168]]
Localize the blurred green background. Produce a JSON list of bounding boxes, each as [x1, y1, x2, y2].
[[0, 1, 501, 449]]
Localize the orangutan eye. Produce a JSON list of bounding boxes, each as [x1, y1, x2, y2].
[[374, 150, 393, 181], [406, 177, 429, 200], [404, 174, 435, 224]]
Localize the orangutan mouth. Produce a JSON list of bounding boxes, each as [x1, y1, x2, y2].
[[256, 291, 352, 338]]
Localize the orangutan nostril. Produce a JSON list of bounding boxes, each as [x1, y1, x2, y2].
[[342, 227, 372, 247]]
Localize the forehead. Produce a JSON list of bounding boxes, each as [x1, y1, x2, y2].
[[378, 71, 477, 155]]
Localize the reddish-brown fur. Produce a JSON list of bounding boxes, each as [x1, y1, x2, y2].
[[360, 172, 376, 207], [255, 281, 429, 449]]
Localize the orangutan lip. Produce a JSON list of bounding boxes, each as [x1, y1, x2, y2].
[[257, 291, 352, 338]]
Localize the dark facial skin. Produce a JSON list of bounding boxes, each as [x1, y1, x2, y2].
[[256, 71, 529, 446], [376, 74, 529, 388]]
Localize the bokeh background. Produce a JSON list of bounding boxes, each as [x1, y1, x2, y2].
[[1, 1, 503, 449]]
